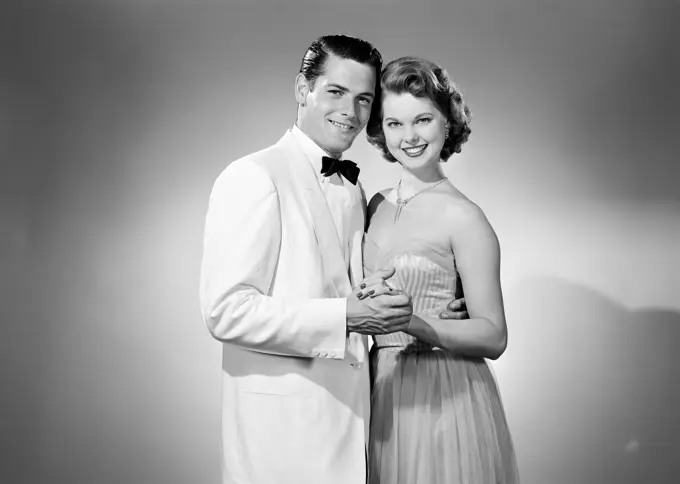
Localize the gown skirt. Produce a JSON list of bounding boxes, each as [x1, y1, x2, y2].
[[367, 253, 519, 484]]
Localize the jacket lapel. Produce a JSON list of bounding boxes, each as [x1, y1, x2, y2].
[[277, 131, 351, 297], [348, 186, 366, 287]]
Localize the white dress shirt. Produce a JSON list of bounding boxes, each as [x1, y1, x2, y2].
[[290, 124, 353, 272]]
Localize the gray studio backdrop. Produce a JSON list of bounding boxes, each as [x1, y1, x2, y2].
[[3, 1, 679, 483]]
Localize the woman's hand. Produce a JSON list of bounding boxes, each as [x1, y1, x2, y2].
[[356, 266, 396, 300]]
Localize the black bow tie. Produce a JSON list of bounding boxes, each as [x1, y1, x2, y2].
[[321, 156, 360, 185]]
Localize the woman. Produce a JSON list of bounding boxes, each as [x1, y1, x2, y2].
[[361, 56, 520, 483]]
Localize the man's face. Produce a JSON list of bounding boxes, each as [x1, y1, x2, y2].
[[296, 54, 377, 157]]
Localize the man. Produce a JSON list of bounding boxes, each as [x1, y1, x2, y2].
[[200, 35, 466, 484]]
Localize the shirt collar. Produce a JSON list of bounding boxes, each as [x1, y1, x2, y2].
[[290, 124, 343, 183]]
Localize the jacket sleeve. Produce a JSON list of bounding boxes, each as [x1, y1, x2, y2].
[[199, 159, 347, 359]]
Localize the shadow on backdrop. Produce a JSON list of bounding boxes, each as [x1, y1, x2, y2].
[[503, 276, 679, 484]]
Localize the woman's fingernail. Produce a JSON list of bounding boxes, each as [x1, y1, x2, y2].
[[357, 292, 363, 299], [360, 283, 366, 289], [368, 290, 375, 295]]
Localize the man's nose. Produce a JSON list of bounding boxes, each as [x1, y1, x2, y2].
[[340, 98, 358, 119]]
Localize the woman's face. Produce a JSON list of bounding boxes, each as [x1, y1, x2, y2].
[[381, 91, 447, 170]]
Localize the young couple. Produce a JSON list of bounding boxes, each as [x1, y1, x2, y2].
[[200, 34, 519, 484]]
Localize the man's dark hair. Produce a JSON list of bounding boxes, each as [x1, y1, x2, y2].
[[299, 34, 383, 90]]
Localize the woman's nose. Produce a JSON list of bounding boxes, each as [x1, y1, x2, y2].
[[403, 126, 419, 144]]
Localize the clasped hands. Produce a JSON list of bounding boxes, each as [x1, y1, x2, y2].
[[346, 266, 468, 336]]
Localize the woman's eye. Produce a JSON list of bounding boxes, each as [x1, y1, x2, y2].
[[417, 118, 432, 124]]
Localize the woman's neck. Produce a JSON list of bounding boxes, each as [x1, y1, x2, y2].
[[398, 163, 447, 196]]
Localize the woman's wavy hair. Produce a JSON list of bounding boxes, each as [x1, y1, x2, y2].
[[366, 56, 471, 162]]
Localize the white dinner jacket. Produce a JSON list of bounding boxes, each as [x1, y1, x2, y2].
[[200, 129, 370, 484]]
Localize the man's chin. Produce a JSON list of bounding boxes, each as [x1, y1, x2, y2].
[[327, 137, 355, 155]]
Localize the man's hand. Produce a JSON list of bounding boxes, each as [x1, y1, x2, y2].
[[357, 265, 467, 321], [439, 297, 468, 320], [346, 287, 413, 335]]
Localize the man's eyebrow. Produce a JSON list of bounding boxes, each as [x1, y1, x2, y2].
[[327, 83, 374, 99], [327, 83, 349, 92]]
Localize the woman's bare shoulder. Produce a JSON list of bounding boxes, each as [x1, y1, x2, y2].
[[440, 185, 496, 241]]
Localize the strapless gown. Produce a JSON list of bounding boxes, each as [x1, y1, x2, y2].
[[364, 234, 520, 484]]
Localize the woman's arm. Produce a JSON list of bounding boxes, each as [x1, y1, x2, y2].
[[405, 202, 508, 359]]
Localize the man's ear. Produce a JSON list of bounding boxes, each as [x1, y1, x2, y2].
[[295, 73, 310, 106]]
